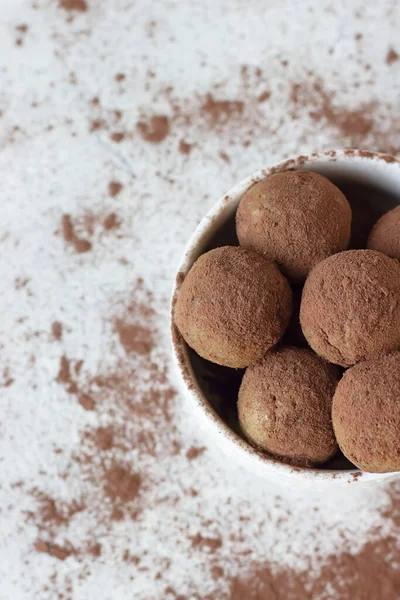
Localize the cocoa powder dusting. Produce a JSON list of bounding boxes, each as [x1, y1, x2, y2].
[[59, 0, 88, 11], [52, 321, 63, 341], [201, 94, 244, 125], [61, 215, 92, 253], [137, 115, 170, 143], [103, 212, 120, 231], [386, 48, 399, 65], [108, 181, 123, 197], [179, 140, 192, 155], [104, 466, 141, 503], [186, 446, 206, 460]]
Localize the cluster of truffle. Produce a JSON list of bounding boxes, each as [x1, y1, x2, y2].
[[175, 170, 400, 473]]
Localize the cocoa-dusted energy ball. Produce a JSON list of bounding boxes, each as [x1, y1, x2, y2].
[[236, 170, 351, 282], [174, 246, 292, 368], [300, 250, 400, 367], [238, 347, 339, 466], [332, 352, 400, 473], [367, 205, 400, 260]]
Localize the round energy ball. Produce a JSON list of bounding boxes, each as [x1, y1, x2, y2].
[[300, 250, 400, 367], [367, 205, 400, 260], [174, 246, 292, 368], [236, 170, 351, 282], [238, 347, 339, 466], [332, 352, 400, 473]]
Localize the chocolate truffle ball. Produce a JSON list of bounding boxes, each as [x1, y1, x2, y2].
[[332, 352, 400, 472], [367, 205, 400, 260], [236, 170, 351, 282], [300, 250, 400, 367], [174, 246, 292, 368], [238, 347, 339, 466]]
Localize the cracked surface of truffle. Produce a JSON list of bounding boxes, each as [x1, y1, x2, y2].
[[238, 346, 339, 466], [332, 352, 400, 473], [367, 205, 400, 260], [236, 170, 351, 282], [174, 246, 292, 368], [300, 250, 400, 367]]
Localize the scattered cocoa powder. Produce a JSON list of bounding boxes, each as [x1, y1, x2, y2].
[[103, 466, 141, 503], [92, 426, 114, 451], [201, 94, 244, 125], [108, 181, 123, 197], [78, 394, 95, 411], [103, 213, 120, 231], [90, 119, 105, 132], [115, 321, 154, 355], [61, 215, 92, 254], [35, 540, 74, 561], [179, 140, 192, 155], [186, 447, 206, 460], [191, 533, 223, 553], [59, 0, 88, 11], [386, 48, 399, 65], [257, 90, 271, 102], [52, 321, 63, 341], [115, 73, 126, 82], [110, 132, 125, 143], [137, 115, 170, 143], [227, 534, 400, 600]]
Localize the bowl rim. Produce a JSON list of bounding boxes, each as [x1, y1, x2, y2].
[[171, 149, 400, 484]]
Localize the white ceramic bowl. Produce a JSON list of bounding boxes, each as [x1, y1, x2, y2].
[[171, 149, 400, 488]]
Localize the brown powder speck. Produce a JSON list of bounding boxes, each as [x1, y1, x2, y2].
[[190, 533, 222, 552], [52, 321, 63, 341], [137, 115, 170, 143], [16, 24, 28, 33], [290, 78, 376, 145], [211, 566, 224, 580], [74, 360, 83, 375], [93, 426, 114, 451], [59, 0, 88, 11], [61, 215, 92, 254], [258, 90, 271, 102], [90, 119, 105, 132], [79, 394, 95, 411], [108, 181, 123, 197], [179, 140, 192, 155], [115, 73, 125, 82], [202, 94, 244, 125], [111, 132, 125, 143], [219, 151, 230, 163], [386, 48, 399, 65], [104, 466, 141, 503], [91, 97, 99, 106], [3, 367, 14, 387], [186, 446, 206, 460], [34, 540, 74, 561], [15, 277, 29, 290], [103, 213, 120, 231], [57, 356, 71, 384], [88, 543, 101, 557], [115, 321, 154, 355]]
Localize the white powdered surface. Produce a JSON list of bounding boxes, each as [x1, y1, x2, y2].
[[0, 1, 400, 599]]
